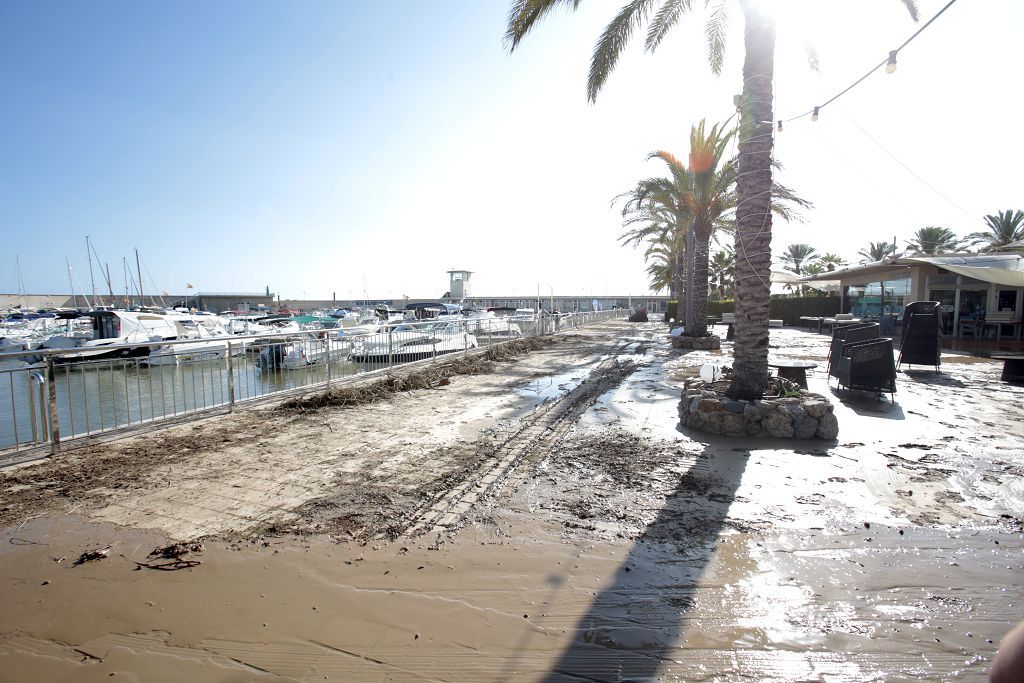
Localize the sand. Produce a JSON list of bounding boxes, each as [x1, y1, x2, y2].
[[1, 321, 1021, 681]]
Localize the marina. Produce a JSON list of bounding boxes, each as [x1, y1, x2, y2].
[[0, 308, 622, 456]]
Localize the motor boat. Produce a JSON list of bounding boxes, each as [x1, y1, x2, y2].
[[144, 318, 246, 366], [24, 310, 182, 364], [349, 321, 477, 364]]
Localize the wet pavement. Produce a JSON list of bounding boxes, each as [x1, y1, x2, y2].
[[0, 322, 1021, 681]]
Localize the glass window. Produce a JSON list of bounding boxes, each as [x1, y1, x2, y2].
[[997, 290, 1019, 313], [958, 290, 987, 319], [929, 289, 956, 334]]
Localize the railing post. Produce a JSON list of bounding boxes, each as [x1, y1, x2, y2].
[[226, 342, 235, 412], [46, 357, 60, 455]]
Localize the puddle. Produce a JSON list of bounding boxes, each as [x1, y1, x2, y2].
[[515, 367, 590, 402]]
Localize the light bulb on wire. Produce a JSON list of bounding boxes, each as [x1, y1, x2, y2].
[[811, 106, 819, 122], [886, 50, 898, 74]]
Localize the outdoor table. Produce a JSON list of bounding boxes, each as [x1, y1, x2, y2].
[[800, 316, 824, 333], [768, 360, 818, 389], [991, 355, 1024, 385]]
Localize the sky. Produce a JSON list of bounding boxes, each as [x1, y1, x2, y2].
[[2, 0, 1022, 301]]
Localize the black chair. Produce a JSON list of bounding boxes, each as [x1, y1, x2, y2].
[[827, 323, 880, 378], [836, 338, 897, 401], [897, 301, 940, 371]]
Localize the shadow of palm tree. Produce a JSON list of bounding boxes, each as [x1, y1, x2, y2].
[[541, 441, 749, 682]]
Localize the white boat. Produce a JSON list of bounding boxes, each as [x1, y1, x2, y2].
[[144, 319, 245, 366], [350, 321, 477, 364], [463, 309, 522, 337], [26, 310, 182, 364]]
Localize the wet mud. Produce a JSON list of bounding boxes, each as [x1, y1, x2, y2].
[[1, 322, 1022, 681]]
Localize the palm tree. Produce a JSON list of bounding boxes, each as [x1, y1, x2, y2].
[[709, 248, 734, 300], [642, 242, 677, 293], [906, 226, 962, 255], [968, 210, 1024, 251], [819, 253, 846, 272], [617, 176, 691, 308], [505, 0, 918, 400], [857, 241, 896, 263], [621, 120, 808, 337], [779, 243, 819, 275]]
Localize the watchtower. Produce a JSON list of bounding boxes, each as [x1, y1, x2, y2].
[[447, 269, 473, 302]]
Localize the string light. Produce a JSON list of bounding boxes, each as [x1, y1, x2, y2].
[[776, 0, 957, 128], [886, 50, 898, 74]]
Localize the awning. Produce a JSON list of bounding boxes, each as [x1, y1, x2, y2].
[[801, 254, 1024, 288], [906, 254, 1024, 287], [773, 268, 839, 291]]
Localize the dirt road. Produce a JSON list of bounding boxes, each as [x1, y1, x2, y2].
[[1, 321, 1021, 681]]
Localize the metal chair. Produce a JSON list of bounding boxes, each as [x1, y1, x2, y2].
[[827, 323, 880, 378], [897, 301, 940, 371], [836, 338, 898, 401]]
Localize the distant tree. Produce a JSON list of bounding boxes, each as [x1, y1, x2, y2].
[[709, 248, 735, 300], [905, 226, 962, 255], [641, 242, 677, 294], [968, 210, 1024, 251], [857, 241, 896, 263], [819, 253, 846, 272], [779, 243, 820, 275]]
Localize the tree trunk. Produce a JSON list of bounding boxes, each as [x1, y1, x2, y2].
[[687, 225, 712, 337], [671, 232, 683, 323], [726, 0, 775, 401]]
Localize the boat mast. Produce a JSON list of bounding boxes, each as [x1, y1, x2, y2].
[[135, 247, 144, 308], [86, 235, 98, 306], [15, 255, 26, 309], [105, 263, 115, 302], [122, 257, 129, 307], [66, 257, 78, 309]]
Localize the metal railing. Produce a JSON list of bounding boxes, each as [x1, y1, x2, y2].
[[0, 309, 623, 457]]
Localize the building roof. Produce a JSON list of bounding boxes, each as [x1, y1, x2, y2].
[[802, 253, 1024, 287]]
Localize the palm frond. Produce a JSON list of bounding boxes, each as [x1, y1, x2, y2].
[[704, 0, 729, 75], [900, 0, 920, 22], [505, 0, 581, 52], [587, 0, 656, 102], [644, 0, 692, 52]]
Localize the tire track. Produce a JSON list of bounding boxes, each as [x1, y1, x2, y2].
[[403, 349, 641, 540]]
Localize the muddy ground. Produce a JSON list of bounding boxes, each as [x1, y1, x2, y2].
[[0, 320, 1021, 681]]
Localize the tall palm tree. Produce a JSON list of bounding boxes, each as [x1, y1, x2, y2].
[[819, 253, 846, 272], [621, 120, 808, 337], [906, 226, 962, 255], [709, 248, 734, 300], [779, 243, 819, 275], [505, 0, 918, 399], [968, 210, 1024, 251], [857, 240, 896, 263]]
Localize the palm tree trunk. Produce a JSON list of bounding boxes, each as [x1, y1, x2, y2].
[[671, 232, 683, 322], [726, 0, 775, 401], [688, 226, 712, 337]]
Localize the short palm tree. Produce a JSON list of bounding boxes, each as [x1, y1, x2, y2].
[[858, 241, 896, 263], [779, 243, 819, 275], [709, 248, 734, 300], [968, 210, 1024, 251], [906, 226, 962, 255], [617, 176, 691, 305], [505, 0, 919, 400], [819, 253, 846, 272], [642, 242, 676, 293]]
